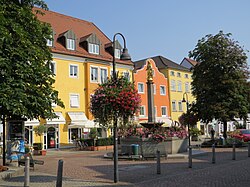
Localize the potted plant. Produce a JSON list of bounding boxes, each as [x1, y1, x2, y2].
[[190, 127, 201, 141], [33, 124, 47, 155]]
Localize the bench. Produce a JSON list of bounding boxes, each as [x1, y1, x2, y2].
[[18, 153, 44, 170]]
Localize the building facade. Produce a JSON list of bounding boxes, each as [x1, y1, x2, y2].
[[24, 9, 133, 149]]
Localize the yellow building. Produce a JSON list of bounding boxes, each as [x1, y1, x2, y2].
[[24, 8, 133, 149]]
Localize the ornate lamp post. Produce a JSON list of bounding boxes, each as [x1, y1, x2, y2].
[[182, 92, 192, 168], [112, 33, 131, 183]]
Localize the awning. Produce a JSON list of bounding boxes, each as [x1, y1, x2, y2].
[[68, 112, 88, 128], [84, 120, 100, 128], [46, 112, 66, 125], [25, 119, 40, 126]]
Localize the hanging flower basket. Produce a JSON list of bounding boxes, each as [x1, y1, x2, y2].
[[90, 76, 141, 127]]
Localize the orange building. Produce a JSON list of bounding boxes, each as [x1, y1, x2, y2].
[[134, 59, 171, 125]]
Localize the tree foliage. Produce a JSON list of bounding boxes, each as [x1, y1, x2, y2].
[[189, 31, 250, 138], [0, 0, 64, 120]]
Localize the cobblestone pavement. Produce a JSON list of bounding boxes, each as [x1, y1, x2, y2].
[[1, 147, 250, 186]]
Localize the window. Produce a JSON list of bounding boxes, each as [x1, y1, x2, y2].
[[69, 65, 78, 78], [138, 83, 144, 93], [177, 81, 182, 92], [178, 101, 183, 111], [91, 67, 98, 82], [160, 85, 166, 95], [139, 106, 145, 116], [115, 49, 121, 59], [50, 61, 56, 75], [153, 84, 156, 94], [170, 80, 176, 91], [66, 39, 75, 50], [47, 39, 53, 47], [185, 74, 189, 78], [185, 82, 190, 92], [161, 106, 167, 116], [70, 94, 79, 108], [89, 43, 100, 55], [172, 101, 177, 111], [123, 71, 130, 80], [177, 72, 181, 77], [170, 71, 175, 76], [100, 68, 107, 83]]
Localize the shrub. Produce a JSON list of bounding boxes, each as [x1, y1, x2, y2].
[[33, 143, 43, 150]]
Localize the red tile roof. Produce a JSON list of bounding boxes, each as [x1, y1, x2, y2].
[[34, 8, 133, 66]]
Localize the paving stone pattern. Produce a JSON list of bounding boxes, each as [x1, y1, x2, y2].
[[0, 147, 250, 186]]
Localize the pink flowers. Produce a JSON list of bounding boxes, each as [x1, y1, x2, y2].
[[90, 76, 141, 126]]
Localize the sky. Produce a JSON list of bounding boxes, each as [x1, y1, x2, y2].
[[44, 0, 250, 67]]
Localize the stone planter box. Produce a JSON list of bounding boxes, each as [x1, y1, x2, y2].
[[85, 145, 113, 151], [120, 136, 188, 157]]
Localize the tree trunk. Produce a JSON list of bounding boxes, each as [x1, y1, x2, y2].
[[223, 120, 227, 139]]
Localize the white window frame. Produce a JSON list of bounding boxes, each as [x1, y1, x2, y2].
[[172, 101, 177, 112], [115, 49, 121, 59], [70, 94, 80, 108], [170, 80, 176, 91], [123, 71, 130, 80], [138, 83, 144, 93], [50, 61, 56, 75], [90, 66, 98, 82], [177, 81, 182, 92], [185, 74, 189, 79], [89, 43, 100, 55], [177, 72, 181, 77], [185, 82, 190, 92], [160, 85, 166, 95], [153, 84, 156, 95], [66, 38, 75, 50], [170, 71, 175, 76], [100, 68, 108, 83], [178, 101, 183, 111], [161, 106, 167, 117], [69, 64, 78, 78], [139, 106, 146, 116], [47, 38, 53, 47]]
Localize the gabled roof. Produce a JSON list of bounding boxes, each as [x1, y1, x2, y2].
[[181, 57, 199, 66], [34, 8, 133, 66], [134, 56, 190, 72]]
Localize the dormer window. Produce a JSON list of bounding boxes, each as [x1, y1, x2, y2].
[[67, 39, 75, 50], [89, 43, 99, 55], [115, 49, 121, 59], [58, 30, 76, 51], [80, 33, 101, 55]]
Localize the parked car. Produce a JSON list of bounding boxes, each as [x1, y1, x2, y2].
[[231, 129, 250, 142]]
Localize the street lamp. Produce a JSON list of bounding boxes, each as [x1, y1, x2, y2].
[[182, 92, 192, 168], [112, 33, 131, 183]]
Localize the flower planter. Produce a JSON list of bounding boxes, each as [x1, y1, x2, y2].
[[33, 150, 46, 156]]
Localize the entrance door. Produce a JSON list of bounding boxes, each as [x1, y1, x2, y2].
[[47, 127, 56, 149]]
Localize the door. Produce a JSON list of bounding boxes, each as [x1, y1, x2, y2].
[[47, 127, 56, 148]]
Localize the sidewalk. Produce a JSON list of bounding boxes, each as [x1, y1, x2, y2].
[[1, 146, 250, 186]]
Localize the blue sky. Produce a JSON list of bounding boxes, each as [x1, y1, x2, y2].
[[45, 0, 250, 67]]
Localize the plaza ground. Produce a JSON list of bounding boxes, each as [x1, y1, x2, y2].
[[0, 146, 250, 186]]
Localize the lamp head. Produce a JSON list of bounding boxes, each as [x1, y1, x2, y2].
[[120, 48, 131, 60]]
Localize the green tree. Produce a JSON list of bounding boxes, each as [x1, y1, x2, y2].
[[189, 31, 250, 139], [0, 0, 64, 121]]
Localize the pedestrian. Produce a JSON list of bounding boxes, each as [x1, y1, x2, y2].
[[211, 128, 215, 140]]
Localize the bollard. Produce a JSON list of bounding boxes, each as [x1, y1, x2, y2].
[[156, 150, 161, 174], [56, 160, 64, 187], [248, 141, 250, 157], [188, 146, 192, 168], [24, 156, 30, 187], [232, 142, 236, 160], [212, 144, 215, 164]]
